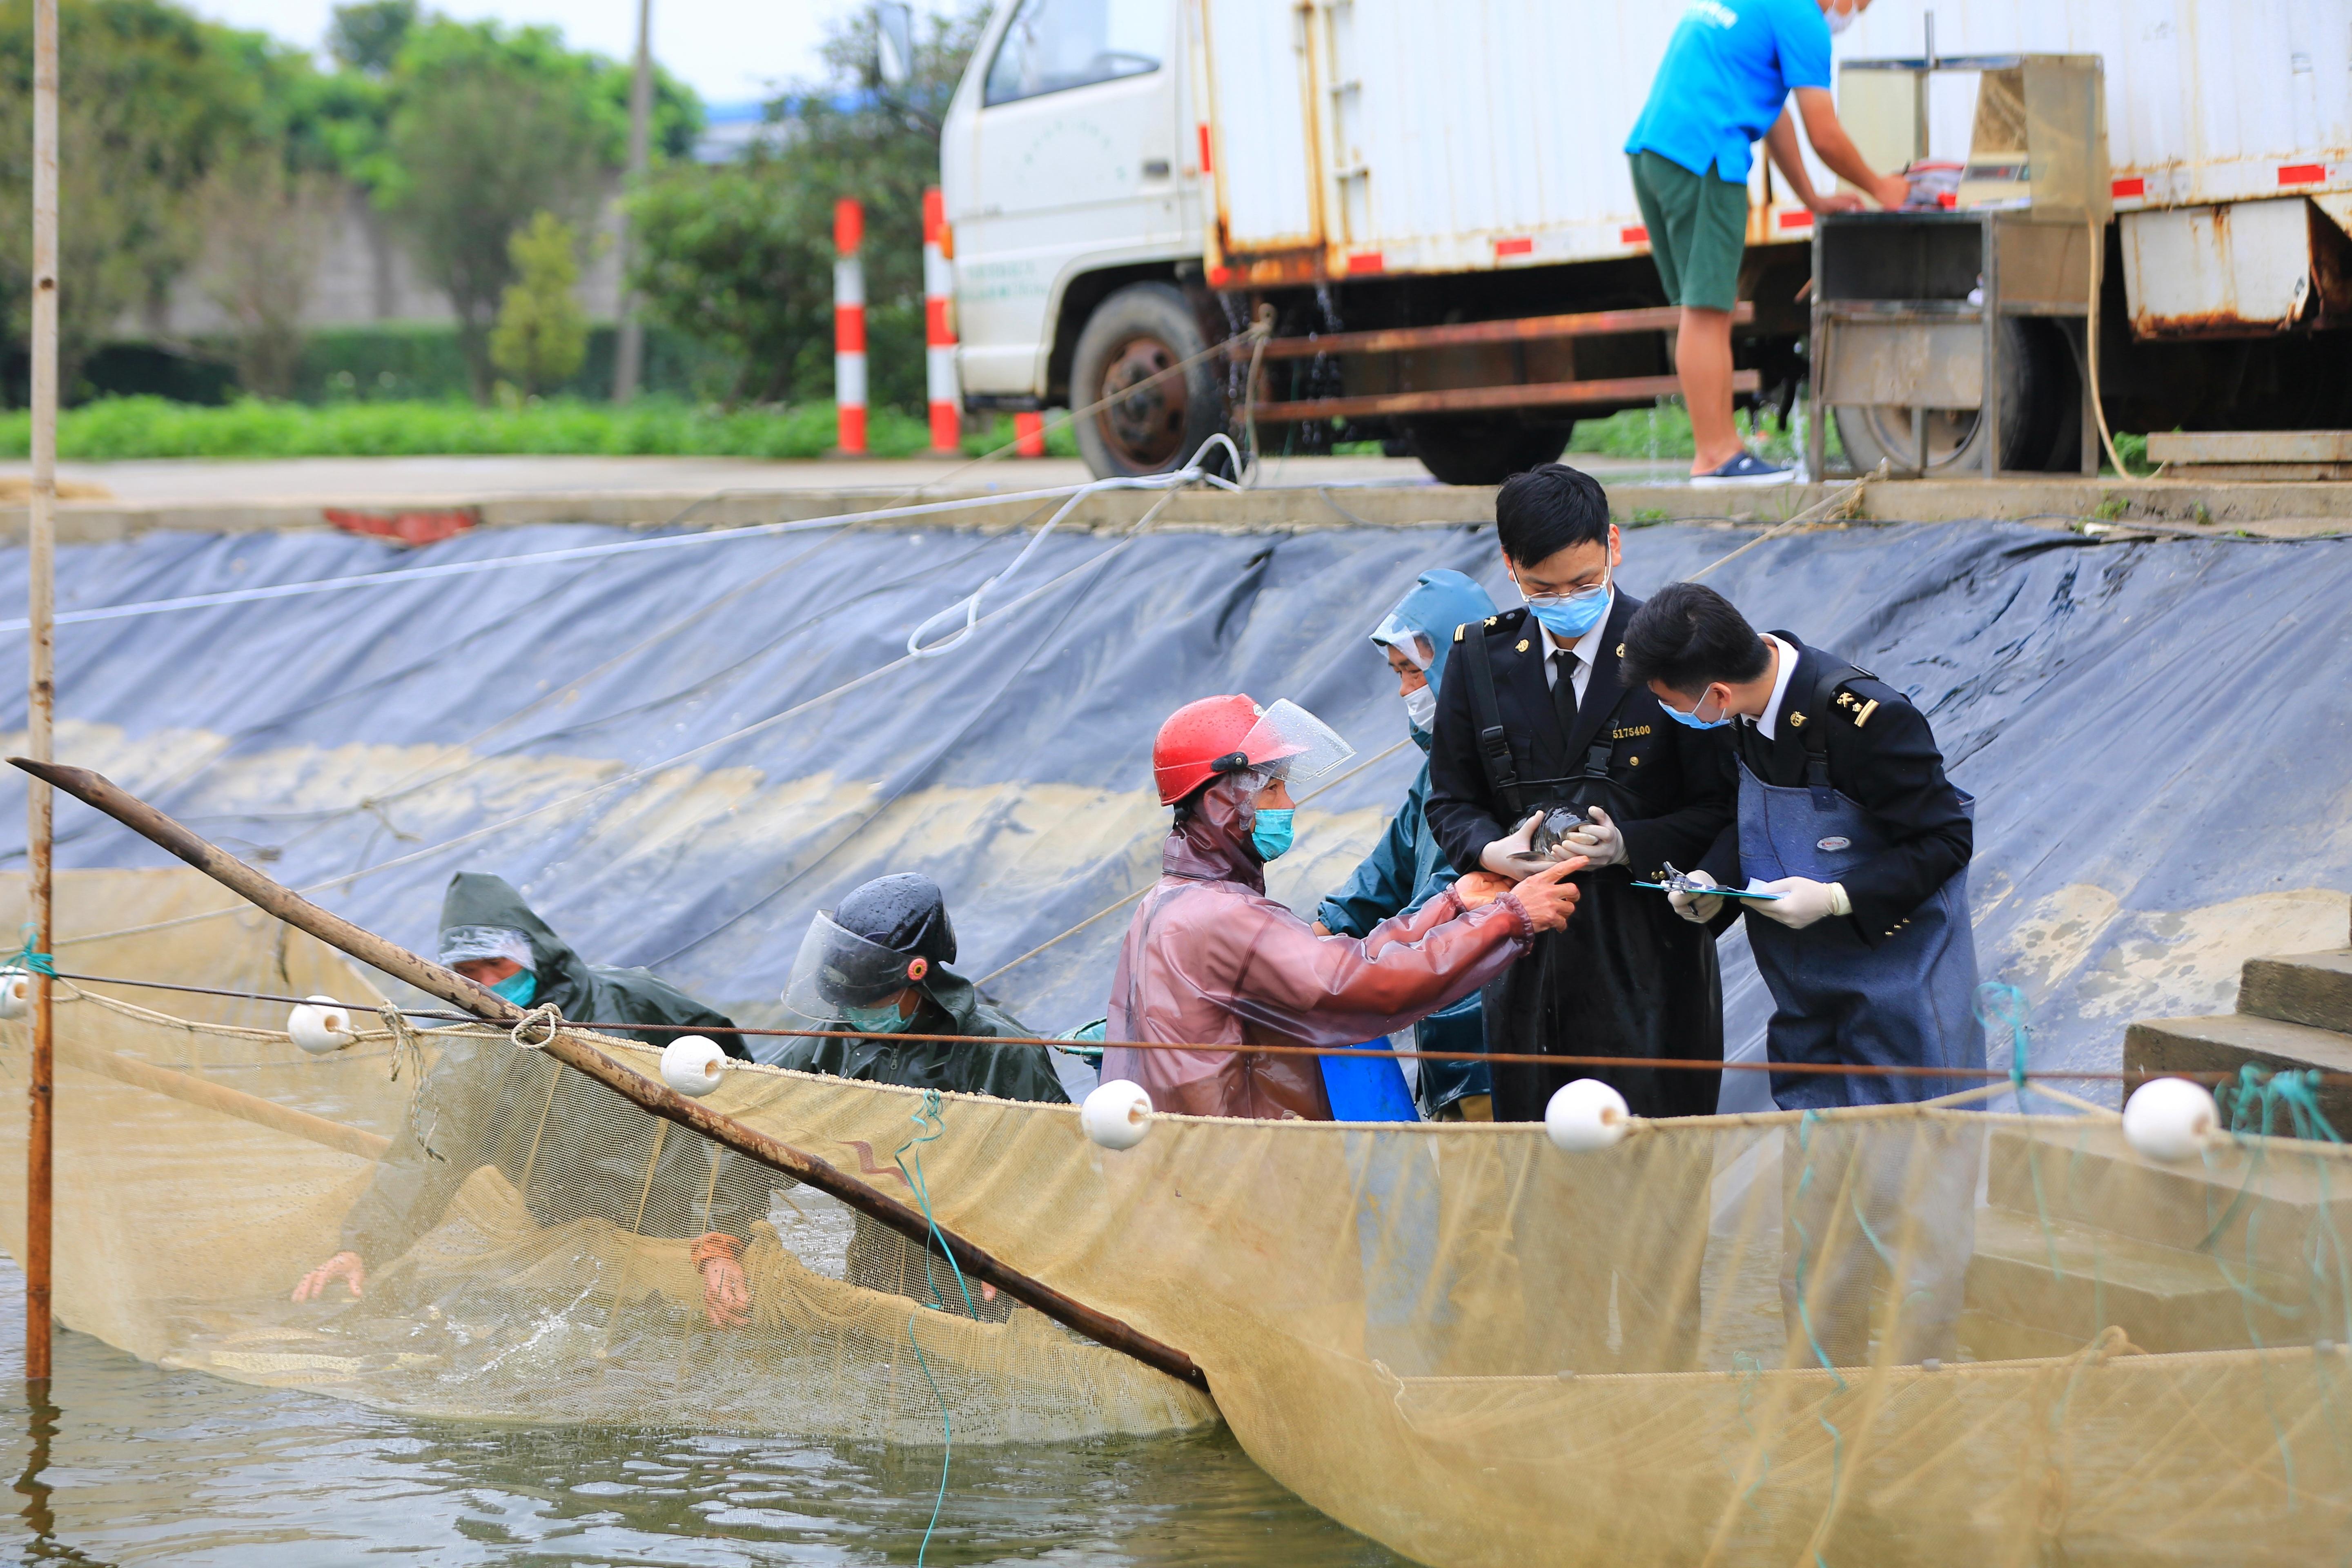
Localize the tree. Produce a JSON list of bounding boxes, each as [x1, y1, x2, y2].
[[194, 150, 339, 396], [0, 0, 269, 393], [489, 210, 589, 396], [627, 2, 983, 408], [371, 18, 701, 402], [327, 0, 414, 75]]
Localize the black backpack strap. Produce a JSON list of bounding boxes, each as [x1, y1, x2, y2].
[[1460, 628, 1525, 823], [1793, 654, 1862, 810]]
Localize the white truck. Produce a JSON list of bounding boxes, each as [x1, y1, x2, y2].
[[935, 0, 2352, 484]]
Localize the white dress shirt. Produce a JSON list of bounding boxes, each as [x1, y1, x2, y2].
[[1534, 590, 1612, 708], [1748, 633, 1800, 740]]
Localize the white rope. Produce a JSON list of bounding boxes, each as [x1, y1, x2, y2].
[[0, 483, 1104, 635], [905, 434, 1245, 658]]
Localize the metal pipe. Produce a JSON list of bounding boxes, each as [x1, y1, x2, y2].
[[8, 760, 1211, 1394], [23, 0, 58, 1386]]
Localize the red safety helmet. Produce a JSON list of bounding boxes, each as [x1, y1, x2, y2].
[[1149, 693, 1359, 805]]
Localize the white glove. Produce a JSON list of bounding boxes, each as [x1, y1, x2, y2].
[[1479, 812, 1552, 881], [1668, 868, 1724, 924], [1751, 877, 1852, 930], [1561, 806, 1627, 869]]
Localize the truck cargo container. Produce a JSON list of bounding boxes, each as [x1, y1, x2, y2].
[[936, 0, 2352, 483]]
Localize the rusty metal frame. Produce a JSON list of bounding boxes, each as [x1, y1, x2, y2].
[[1251, 371, 1761, 425]]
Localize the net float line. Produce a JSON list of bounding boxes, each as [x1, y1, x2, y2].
[[43, 970, 2352, 1089], [9, 758, 1209, 1394]]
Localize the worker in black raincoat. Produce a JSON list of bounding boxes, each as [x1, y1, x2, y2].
[[774, 873, 1071, 1319], [292, 873, 771, 1329]]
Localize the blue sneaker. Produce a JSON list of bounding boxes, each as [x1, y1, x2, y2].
[[1690, 451, 1796, 488]]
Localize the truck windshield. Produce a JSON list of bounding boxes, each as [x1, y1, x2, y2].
[[983, 0, 1167, 107]]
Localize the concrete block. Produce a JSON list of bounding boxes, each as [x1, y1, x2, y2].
[[1962, 1207, 2303, 1356], [2125, 1011, 2352, 1133], [2238, 949, 2352, 1036]]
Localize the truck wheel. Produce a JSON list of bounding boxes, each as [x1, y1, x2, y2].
[[1400, 419, 1574, 486], [1069, 282, 1227, 478], [1833, 319, 2076, 476]]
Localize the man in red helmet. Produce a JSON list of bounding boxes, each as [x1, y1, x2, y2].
[[1102, 695, 1583, 1118]]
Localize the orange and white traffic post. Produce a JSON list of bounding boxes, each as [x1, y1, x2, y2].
[[922, 187, 960, 457], [833, 197, 866, 456], [1014, 411, 1046, 458]]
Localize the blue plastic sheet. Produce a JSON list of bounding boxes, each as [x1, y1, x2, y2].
[[0, 511, 2344, 1111]]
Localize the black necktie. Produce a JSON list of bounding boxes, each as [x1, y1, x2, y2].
[[1552, 649, 1580, 733]]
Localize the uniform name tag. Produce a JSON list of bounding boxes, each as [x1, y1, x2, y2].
[[1816, 836, 1851, 852], [1610, 725, 1651, 740]]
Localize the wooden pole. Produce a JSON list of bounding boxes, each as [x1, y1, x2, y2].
[[6, 760, 1211, 1394], [611, 0, 652, 404], [23, 0, 59, 1386]]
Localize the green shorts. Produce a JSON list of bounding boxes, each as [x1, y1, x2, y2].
[[1629, 149, 1748, 312]]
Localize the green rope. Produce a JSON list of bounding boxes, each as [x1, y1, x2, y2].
[[7, 923, 56, 979], [904, 1311, 953, 1567], [1972, 981, 2032, 1104], [892, 1089, 979, 1321]]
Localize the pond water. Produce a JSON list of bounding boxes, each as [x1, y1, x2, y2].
[[0, 1262, 1405, 1566]]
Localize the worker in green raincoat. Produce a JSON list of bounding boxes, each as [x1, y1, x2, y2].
[[292, 873, 770, 1330], [775, 872, 1072, 1318]]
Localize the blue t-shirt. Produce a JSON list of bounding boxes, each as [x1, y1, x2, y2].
[[1626, 0, 1833, 184]]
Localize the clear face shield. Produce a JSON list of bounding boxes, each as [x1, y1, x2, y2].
[[780, 912, 934, 1026], [1226, 698, 1355, 791]]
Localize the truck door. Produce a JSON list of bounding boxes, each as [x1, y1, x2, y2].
[[956, 0, 1185, 399]]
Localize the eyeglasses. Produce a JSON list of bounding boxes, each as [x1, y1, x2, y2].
[[1519, 568, 1610, 609]]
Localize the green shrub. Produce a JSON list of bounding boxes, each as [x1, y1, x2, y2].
[[0, 394, 1027, 461]]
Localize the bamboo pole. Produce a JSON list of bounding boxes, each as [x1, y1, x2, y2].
[[7, 759, 1212, 1394], [23, 0, 59, 1385]]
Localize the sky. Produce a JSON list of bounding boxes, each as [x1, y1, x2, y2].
[[189, 1, 967, 108]]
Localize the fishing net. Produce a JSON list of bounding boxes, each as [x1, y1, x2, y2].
[[2, 871, 2348, 1565]]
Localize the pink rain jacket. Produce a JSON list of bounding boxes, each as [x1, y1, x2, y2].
[[1103, 776, 1535, 1119]]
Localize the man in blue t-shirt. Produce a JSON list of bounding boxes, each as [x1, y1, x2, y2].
[[1625, 0, 1909, 486]]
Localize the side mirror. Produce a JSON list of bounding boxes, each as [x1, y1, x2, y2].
[[875, 2, 915, 88]]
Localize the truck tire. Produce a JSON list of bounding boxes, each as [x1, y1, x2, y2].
[[1833, 318, 2077, 477], [1069, 282, 1227, 479], [1399, 419, 1575, 486]]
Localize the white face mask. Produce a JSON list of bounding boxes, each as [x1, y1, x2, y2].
[[1824, 4, 1858, 34], [1403, 685, 1437, 731]]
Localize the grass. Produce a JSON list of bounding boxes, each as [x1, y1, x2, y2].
[[0, 395, 1079, 464], [1570, 400, 1811, 466]]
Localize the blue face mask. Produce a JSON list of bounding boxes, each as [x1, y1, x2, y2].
[[490, 969, 538, 1007], [842, 996, 913, 1036], [1250, 807, 1296, 862], [1521, 572, 1611, 642], [1661, 689, 1731, 730]]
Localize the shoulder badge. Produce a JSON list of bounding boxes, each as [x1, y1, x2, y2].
[[1453, 624, 1466, 644], [1831, 684, 1880, 728], [1484, 616, 1499, 628]]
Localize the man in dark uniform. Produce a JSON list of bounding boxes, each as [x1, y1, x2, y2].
[[1425, 463, 1736, 1123], [1424, 463, 1735, 1374], [1622, 581, 1983, 1367]]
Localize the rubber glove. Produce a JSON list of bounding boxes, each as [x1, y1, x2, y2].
[[1561, 806, 1627, 869], [1479, 812, 1553, 880], [1751, 877, 1851, 930], [1668, 868, 1724, 925]]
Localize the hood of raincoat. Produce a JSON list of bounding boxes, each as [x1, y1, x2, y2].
[[768, 960, 1070, 1103], [1374, 568, 1496, 698], [1165, 773, 1268, 889], [437, 873, 747, 1058]]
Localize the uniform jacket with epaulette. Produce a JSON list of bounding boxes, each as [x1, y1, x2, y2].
[[1696, 631, 1973, 945], [1424, 596, 1736, 884]]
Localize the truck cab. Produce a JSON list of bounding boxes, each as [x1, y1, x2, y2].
[[942, 0, 1225, 477]]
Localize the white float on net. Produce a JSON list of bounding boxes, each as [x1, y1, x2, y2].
[[1545, 1078, 1631, 1152], [2122, 1076, 2219, 1162], [1081, 1079, 1153, 1150], [287, 995, 356, 1054], [0, 967, 29, 1021], [661, 1035, 728, 1097]]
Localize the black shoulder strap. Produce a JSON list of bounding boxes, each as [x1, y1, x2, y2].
[[1460, 629, 1525, 822], [1795, 653, 1862, 809], [1575, 685, 1628, 783]]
